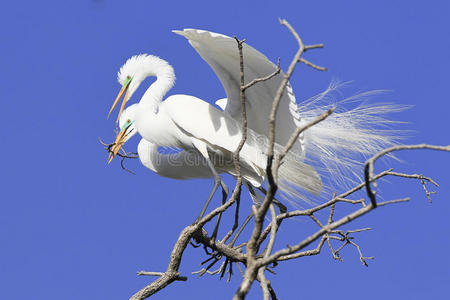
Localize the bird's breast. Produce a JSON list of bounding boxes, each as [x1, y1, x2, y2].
[[135, 107, 184, 148]]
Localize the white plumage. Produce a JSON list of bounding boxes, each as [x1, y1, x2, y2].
[[108, 29, 402, 206], [173, 29, 307, 156]]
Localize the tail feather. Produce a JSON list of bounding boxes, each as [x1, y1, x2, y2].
[[276, 81, 408, 205], [277, 152, 322, 206], [300, 81, 408, 186]]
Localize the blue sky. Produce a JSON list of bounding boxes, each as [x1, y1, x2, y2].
[[1, 1, 449, 299]]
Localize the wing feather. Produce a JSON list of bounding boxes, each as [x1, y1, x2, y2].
[[173, 29, 305, 156]]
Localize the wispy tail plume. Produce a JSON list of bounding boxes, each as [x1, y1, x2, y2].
[[300, 81, 408, 186], [276, 81, 409, 206]]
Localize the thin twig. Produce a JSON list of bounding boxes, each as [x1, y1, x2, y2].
[[235, 19, 327, 300], [242, 58, 281, 91], [365, 144, 450, 207], [137, 271, 187, 281], [128, 22, 449, 300]]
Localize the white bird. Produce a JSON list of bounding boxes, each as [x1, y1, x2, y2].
[[111, 103, 276, 240], [108, 29, 400, 211], [114, 104, 213, 180], [114, 103, 271, 213], [113, 102, 265, 184]]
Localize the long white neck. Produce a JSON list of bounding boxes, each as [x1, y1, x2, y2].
[[137, 139, 213, 180], [127, 56, 179, 146], [136, 56, 175, 113]]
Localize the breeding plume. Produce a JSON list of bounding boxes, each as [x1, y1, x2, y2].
[[108, 29, 400, 209]]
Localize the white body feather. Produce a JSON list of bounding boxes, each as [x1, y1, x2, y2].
[[114, 29, 403, 205]]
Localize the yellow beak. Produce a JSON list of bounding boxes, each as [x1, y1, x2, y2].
[[107, 128, 128, 164], [108, 76, 132, 122]]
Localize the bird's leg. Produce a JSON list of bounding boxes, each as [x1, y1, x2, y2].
[[223, 185, 286, 246], [210, 162, 229, 241], [211, 184, 226, 242], [197, 174, 221, 220], [225, 183, 259, 246], [228, 212, 253, 247], [191, 140, 228, 240], [257, 186, 287, 214], [222, 189, 242, 244], [225, 185, 287, 247], [197, 158, 228, 241]]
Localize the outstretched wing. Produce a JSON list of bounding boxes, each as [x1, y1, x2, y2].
[[173, 29, 305, 156], [215, 98, 228, 111]]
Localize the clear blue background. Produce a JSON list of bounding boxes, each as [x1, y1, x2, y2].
[[1, 1, 449, 299]]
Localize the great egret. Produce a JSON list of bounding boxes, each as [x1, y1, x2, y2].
[[111, 103, 285, 214], [110, 103, 272, 240], [112, 104, 213, 180], [112, 102, 269, 185], [108, 29, 400, 212]]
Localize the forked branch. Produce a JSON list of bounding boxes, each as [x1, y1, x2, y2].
[[365, 144, 450, 207], [127, 20, 449, 300]]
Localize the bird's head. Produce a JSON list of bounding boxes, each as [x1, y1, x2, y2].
[[107, 104, 139, 164], [107, 55, 144, 122], [107, 54, 174, 122]]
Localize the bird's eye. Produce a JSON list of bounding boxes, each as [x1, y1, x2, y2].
[[126, 75, 131, 80], [127, 119, 131, 123]]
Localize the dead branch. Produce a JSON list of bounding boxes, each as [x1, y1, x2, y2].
[[129, 187, 242, 300], [99, 137, 138, 174], [234, 18, 328, 299], [365, 144, 450, 207], [126, 21, 449, 300]]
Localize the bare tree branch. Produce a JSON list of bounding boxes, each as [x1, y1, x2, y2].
[[126, 21, 449, 300], [242, 58, 281, 91], [137, 272, 187, 281], [365, 144, 450, 207], [234, 18, 328, 300], [129, 189, 241, 300]]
